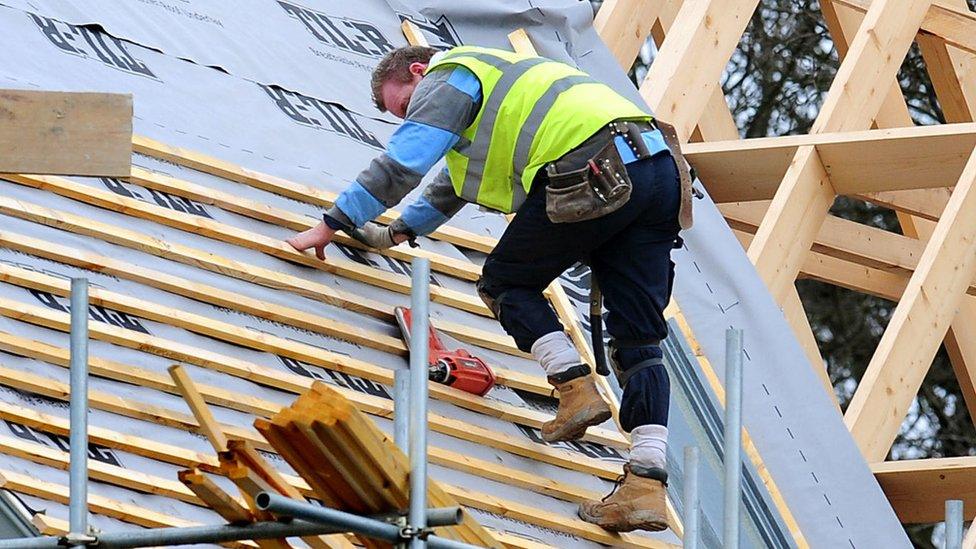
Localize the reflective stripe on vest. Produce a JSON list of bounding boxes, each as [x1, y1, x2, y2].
[[428, 46, 652, 213]]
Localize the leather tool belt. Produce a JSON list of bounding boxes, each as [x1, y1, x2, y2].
[[543, 120, 654, 224]]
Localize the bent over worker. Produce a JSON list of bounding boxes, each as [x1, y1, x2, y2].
[[287, 45, 693, 533]]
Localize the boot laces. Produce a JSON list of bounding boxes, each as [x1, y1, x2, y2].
[[601, 473, 626, 502]]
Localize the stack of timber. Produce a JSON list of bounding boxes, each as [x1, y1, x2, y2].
[[254, 381, 502, 549]]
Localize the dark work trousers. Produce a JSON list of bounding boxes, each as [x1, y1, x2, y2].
[[479, 151, 681, 432]]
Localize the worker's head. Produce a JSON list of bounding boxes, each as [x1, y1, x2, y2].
[[371, 46, 437, 119]]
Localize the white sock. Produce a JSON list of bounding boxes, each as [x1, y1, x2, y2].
[[630, 424, 668, 470], [531, 331, 581, 377]]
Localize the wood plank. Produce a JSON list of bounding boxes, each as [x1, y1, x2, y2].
[[0, 229, 518, 358], [0, 361, 269, 449], [401, 20, 430, 48], [179, 468, 253, 524], [0, 322, 623, 479], [733, 228, 911, 301], [0, 264, 592, 433], [0, 90, 131, 176], [128, 167, 481, 282], [648, 0, 739, 144], [854, 187, 949, 221], [721, 201, 976, 293], [2, 173, 490, 317], [638, 0, 761, 141], [0, 433, 198, 506], [0, 195, 521, 356], [132, 134, 500, 255], [0, 330, 279, 418], [684, 123, 976, 202], [911, 0, 976, 427], [28, 512, 258, 548], [0, 468, 199, 529], [593, 0, 664, 70], [747, 145, 836, 303], [170, 364, 230, 453], [846, 146, 976, 461], [0, 397, 632, 547], [271, 384, 504, 548], [871, 457, 976, 523], [748, 0, 932, 303], [832, 0, 976, 56]]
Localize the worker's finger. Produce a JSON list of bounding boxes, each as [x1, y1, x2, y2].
[[315, 244, 326, 261], [286, 231, 315, 251]]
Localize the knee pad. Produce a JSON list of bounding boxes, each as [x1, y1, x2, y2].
[[609, 338, 664, 388], [476, 277, 504, 319]]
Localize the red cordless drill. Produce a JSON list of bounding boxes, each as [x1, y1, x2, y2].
[[394, 307, 496, 396]]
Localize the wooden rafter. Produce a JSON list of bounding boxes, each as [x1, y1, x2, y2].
[[833, 0, 976, 55], [638, 0, 761, 143], [818, 0, 976, 465], [845, 146, 976, 461], [747, 0, 932, 303]]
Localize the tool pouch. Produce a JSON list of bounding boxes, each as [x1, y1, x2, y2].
[[544, 138, 632, 224]]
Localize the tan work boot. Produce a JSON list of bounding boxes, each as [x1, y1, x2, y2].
[[578, 463, 669, 532], [542, 365, 612, 442]]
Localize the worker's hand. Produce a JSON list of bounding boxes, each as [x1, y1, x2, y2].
[[287, 220, 335, 260], [350, 222, 412, 250]]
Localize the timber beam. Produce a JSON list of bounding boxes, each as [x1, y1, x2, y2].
[[684, 123, 976, 203], [845, 146, 976, 461], [871, 457, 976, 523], [832, 0, 976, 56]]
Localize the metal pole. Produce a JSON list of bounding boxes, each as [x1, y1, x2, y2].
[[394, 369, 410, 452], [258, 493, 481, 549], [946, 499, 963, 549], [0, 520, 347, 549], [68, 277, 92, 544], [723, 328, 743, 549], [0, 506, 466, 549], [683, 446, 700, 549], [409, 258, 431, 549]]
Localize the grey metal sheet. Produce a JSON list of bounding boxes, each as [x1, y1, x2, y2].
[[0, 0, 908, 546]]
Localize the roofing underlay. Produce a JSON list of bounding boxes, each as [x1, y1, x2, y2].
[[0, 1, 909, 547]]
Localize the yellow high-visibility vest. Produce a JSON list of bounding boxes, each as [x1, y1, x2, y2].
[[427, 45, 653, 213]]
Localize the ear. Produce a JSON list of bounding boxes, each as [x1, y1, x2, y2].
[[408, 61, 428, 77]]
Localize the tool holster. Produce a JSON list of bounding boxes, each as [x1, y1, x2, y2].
[[543, 121, 652, 224]]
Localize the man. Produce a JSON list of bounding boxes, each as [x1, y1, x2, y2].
[[288, 45, 692, 533]]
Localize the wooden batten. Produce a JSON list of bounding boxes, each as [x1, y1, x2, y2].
[[0, 264, 632, 448], [127, 167, 482, 282], [2, 173, 491, 317], [0, 200, 524, 357], [131, 134, 500, 255]]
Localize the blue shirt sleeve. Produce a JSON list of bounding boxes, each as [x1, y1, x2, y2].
[[331, 66, 482, 228]]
